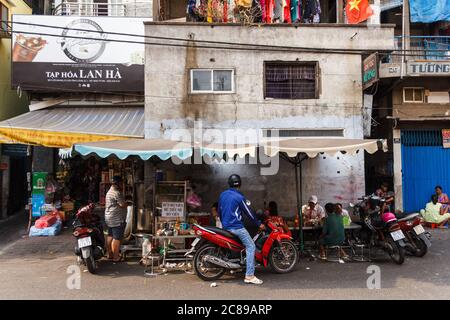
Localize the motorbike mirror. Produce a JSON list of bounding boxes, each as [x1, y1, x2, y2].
[[246, 200, 251, 206], [349, 202, 355, 208]]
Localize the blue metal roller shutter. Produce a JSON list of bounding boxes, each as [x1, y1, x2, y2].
[[401, 130, 450, 213]]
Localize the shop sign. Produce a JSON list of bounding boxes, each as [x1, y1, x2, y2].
[[407, 61, 450, 76], [11, 15, 151, 92], [379, 63, 401, 78], [32, 172, 47, 195], [161, 202, 184, 218], [443, 129, 450, 148], [362, 53, 379, 90], [2, 144, 28, 157]]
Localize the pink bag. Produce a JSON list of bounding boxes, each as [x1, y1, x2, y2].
[[35, 213, 58, 229], [186, 192, 202, 209]]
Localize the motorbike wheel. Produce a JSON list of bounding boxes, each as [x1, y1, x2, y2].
[[386, 237, 405, 265], [85, 254, 97, 274], [411, 235, 428, 258], [193, 244, 226, 281], [268, 240, 298, 274]]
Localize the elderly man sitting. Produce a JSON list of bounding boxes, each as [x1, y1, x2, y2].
[[302, 195, 325, 227], [420, 195, 450, 228]]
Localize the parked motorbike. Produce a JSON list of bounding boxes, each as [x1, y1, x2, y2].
[[396, 212, 432, 257], [72, 203, 105, 274], [188, 219, 298, 281], [350, 195, 406, 265]]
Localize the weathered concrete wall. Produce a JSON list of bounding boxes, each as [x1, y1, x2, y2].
[[151, 153, 362, 217], [144, 23, 394, 208], [392, 78, 450, 120]]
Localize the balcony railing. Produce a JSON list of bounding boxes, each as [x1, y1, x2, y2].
[[384, 36, 450, 63], [53, 1, 152, 17]]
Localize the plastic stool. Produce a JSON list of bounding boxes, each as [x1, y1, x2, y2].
[[326, 246, 344, 263], [144, 253, 162, 277], [352, 244, 371, 262]]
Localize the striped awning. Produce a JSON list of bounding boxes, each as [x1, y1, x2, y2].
[[0, 106, 144, 148]]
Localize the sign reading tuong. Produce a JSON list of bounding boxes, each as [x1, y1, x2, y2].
[[362, 53, 379, 90], [11, 15, 150, 92], [407, 61, 450, 76]]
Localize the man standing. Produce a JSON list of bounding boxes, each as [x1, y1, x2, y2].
[[218, 174, 265, 285], [105, 176, 129, 262]]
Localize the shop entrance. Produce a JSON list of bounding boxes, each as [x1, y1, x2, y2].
[[7, 155, 28, 216], [401, 130, 450, 213]]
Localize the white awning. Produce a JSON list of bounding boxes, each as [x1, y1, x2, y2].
[[71, 137, 386, 160], [263, 137, 387, 158]]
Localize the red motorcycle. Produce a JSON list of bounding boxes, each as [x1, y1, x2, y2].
[[189, 220, 298, 281], [396, 213, 432, 257]]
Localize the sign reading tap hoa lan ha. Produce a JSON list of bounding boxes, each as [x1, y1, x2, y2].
[[11, 15, 151, 92]]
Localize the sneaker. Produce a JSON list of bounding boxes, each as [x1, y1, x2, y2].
[[244, 276, 263, 285]]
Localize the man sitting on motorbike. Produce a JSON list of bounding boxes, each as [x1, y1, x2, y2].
[[218, 174, 266, 285]]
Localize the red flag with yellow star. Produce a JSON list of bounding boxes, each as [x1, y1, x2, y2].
[[346, 0, 373, 24]]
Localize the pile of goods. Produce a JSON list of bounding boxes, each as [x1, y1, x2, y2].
[[29, 211, 63, 237]]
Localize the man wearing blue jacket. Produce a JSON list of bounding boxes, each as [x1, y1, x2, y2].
[[218, 174, 265, 285]]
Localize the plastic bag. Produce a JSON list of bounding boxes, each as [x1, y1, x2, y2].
[[186, 192, 202, 209]]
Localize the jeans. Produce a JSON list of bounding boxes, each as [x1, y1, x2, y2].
[[228, 228, 256, 277]]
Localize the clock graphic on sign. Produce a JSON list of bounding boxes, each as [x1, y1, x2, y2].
[[59, 19, 107, 63]]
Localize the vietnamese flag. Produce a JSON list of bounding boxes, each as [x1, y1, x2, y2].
[[346, 0, 373, 24]]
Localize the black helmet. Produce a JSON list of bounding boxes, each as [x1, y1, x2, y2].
[[112, 175, 122, 185], [228, 174, 241, 188]]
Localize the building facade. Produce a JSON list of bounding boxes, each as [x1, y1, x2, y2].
[[0, 0, 32, 218], [369, 2, 450, 213], [144, 22, 394, 213]]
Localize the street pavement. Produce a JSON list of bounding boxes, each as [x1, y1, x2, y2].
[[1, 218, 450, 300]]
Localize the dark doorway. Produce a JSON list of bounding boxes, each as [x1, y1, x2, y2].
[[7, 156, 28, 216]]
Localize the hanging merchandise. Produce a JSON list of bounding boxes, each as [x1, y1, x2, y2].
[[273, 0, 284, 22], [252, 0, 263, 22], [284, 0, 291, 23], [227, 0, 235, 22], [290, 0, 299, 22], [263, 0, 274, 23], [303, 0, 321, 23], [236, 0, 253, 7], [312, 0, 321, 23], [346, 0, 373, 24]]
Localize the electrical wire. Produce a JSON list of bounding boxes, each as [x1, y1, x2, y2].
[[3, 20, 448, 57]]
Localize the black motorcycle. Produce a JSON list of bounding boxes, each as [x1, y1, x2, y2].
[[350, 195, 406, 265], [73, 203, 105, 274]]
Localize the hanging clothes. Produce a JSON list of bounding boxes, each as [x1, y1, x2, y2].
[[252, 0, 263, 22], [290, 0, 299, 22], [273, 0, 284, 22], [283, 0, 291, 23], [264, 0, 274, 23], [228, 0, 235, 22], [260, 0, 266, 22], [312, 0, 321, 23]]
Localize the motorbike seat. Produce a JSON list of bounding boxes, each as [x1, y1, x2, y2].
[[397, 213, 420, 222], [200, 226, 242, 243]]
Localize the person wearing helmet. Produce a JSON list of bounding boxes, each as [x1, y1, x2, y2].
[[218, 174, 265, 285]]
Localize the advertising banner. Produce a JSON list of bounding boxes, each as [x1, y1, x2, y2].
[[11, 15, 150, 92], [443, 129, 450, 148]]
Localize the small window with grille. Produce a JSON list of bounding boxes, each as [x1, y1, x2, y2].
[[264, 61, 319, 99]]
